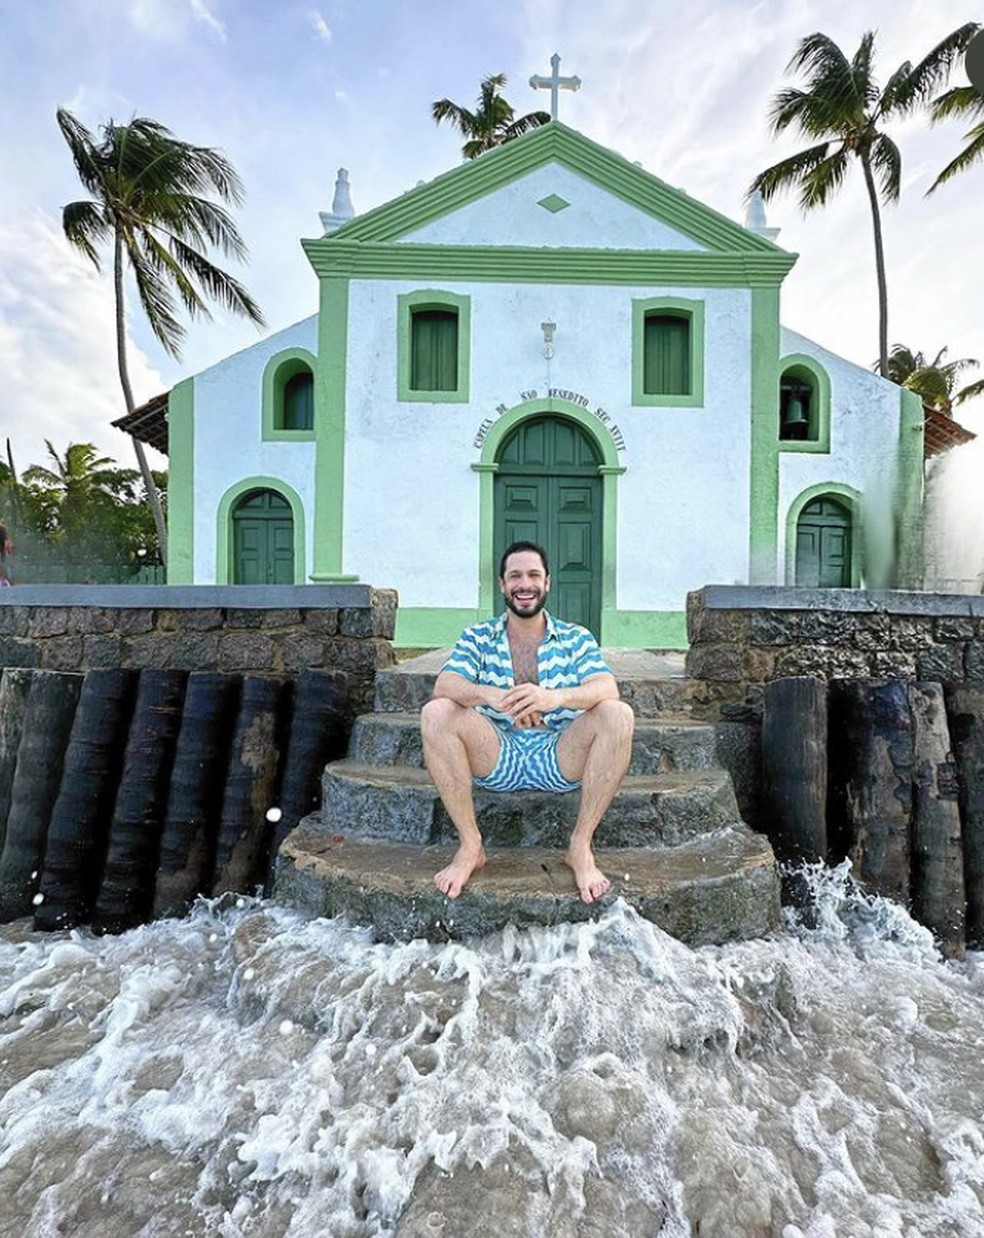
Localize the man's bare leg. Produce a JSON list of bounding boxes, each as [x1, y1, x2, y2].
[[420, 698, 500, 898], [557, 700, 635, 903]]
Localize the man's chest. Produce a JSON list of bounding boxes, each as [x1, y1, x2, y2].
[[507, 635, 541, 685]]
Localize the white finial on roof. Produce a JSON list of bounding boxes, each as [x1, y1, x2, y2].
[[320, 168, 355, 234], [744, 188, 780, 241], [529, 53, 581, 121]]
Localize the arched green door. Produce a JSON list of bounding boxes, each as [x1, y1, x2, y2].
[[795, 497, 852, 587], [232, 489, 295, 584], [494, 416, 603, 635]]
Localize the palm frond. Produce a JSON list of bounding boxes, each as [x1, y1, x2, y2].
[[168, 237, 265, 325], [125, 238, 187, 357], [929, 119, 984, 191], [883, 23, 980, 114], [55, 109, 106, 198], [750, 142, 840, 208], [930, 84, 984, 123], [870, 133, 902, 202], [61, 200, 110, 268], [955, 377, 984, 405], [502, 110, 552, 141], [850, 31, 880, 110]]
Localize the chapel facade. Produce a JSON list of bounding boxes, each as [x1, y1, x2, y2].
[[158, 121, 923, 647]]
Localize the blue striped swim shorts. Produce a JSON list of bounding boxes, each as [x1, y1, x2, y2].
[[474, 728, 580, 793]]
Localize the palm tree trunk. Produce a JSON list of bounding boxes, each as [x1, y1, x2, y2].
[[114, 231, 168, 560], [860, 153, 890, 378]]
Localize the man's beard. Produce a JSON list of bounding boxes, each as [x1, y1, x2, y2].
[[504, 589, 547, 618]]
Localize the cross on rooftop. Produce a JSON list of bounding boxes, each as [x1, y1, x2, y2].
[[529, 53, 581, 121]]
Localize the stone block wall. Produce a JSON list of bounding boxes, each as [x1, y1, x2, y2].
[[0, 584, 397, 719], [687, 586, 984, 720]]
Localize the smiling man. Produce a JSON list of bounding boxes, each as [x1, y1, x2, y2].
[[420, 540, 635, 903]]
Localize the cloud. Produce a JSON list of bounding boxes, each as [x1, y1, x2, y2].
[[0, 211, 165, 472], [309, 10, 332, 42], [126, 0, 226, 43], [189, 0, 227, 42]]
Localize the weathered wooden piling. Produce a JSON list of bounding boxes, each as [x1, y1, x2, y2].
[[152, 671, 241, 918], [943, 683, 984, 948], [212, 675, 285, 897], [92, 670, 188, 934], [761, 677, 828, 894], [0, 671, 83, 921], [34, 669, 138, 931], [264, 668, 348, 890], [0, 668, 34, 857], [828, 679, 913, 905], [909, 683, 964, 954]]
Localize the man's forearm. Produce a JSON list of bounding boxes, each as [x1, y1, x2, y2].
[[432, 670, 504, 710], [551, 673, 620, 712]]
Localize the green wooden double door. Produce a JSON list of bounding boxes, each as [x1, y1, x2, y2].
[[233, 490, 295, 584], [795, 497, 852, 588], [493, 416, 603, 636]]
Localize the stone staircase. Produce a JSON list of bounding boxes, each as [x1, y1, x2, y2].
[[273, 650, 780, 945]]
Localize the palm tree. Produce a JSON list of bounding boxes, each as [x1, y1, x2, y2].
[[432, 73, 550, 159], [23, 441, 138, 535], [928, 83, 984, 192], [57, 110, 265, 557], [882, 344, 984, 412], [750, 26, 977, 377]]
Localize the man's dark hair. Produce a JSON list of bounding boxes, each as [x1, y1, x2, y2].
[[498, 540, 549, 579]]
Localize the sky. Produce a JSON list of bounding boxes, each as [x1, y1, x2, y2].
[[1, 0, 982, 477]]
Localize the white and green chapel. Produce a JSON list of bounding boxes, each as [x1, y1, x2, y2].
[[137, 120, 925, 647]]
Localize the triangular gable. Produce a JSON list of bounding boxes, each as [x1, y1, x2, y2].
[[322, 122, 783, 256]]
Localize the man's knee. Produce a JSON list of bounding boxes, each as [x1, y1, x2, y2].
[[420, 696, 463, 739], [590, 698, 635, 739]]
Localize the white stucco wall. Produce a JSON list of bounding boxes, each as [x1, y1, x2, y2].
[[341, 278, 754, 613], [191, 315, 319, 582], [777, 328, 902, 585], [402, 163, 707, 251]]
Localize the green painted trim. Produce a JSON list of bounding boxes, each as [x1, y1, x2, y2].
[[311, 278, 351, 581], [396, 289, 471, 403], [395, 607, 483, 647], [166, 379, 195, 584], [261, 347, 318, 440], [631, 296, 705, 407], [601, 609, 688, 649], [748, 286, 781, 583], [470, 397, 622, 634], [216, 476, 307, 585], [777, 352, 831, 453], [396, 606, 687, 650], [318, 123, 787, 257], [895, 388, 925, 588], [784, 482, 863, 587], [302, 240, 795, 288]]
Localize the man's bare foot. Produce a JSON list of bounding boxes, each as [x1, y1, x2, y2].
[[565, 844, 611, 904], [434, 843, 487, 899]]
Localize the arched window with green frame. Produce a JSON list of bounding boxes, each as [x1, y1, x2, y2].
[[778, 354, 831, 452], [261, 347, 318, 440]]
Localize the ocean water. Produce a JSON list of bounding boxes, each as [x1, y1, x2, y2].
[[1, 866, 983, 1238]]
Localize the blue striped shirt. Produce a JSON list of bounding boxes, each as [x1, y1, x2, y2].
[[442, 611, 612, 734]]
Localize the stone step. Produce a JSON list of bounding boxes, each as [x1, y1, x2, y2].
[[375, 648, 699, 718], [318, 762, 740, 849], [349, 711, 717, 776], [273, 823, 781, 946]]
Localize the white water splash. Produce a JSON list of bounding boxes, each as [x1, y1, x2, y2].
[[1, 869, 983, 1237], [923, 434, 984, 593]]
